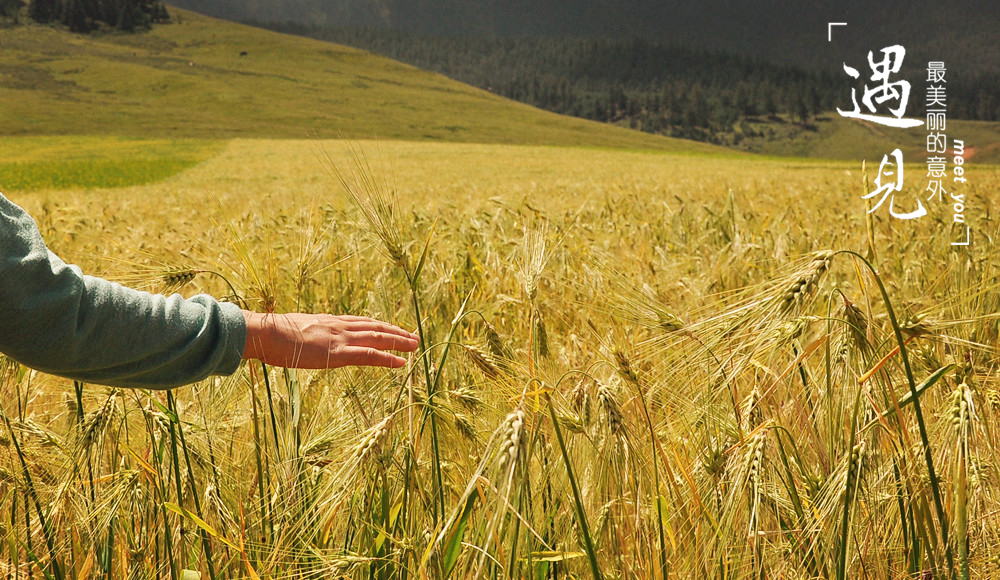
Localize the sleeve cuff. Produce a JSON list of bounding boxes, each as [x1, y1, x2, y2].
[[216, 301, 248, 376]]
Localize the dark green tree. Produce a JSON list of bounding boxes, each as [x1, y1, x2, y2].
[[0, 0, 24, 19], [61, 0, 89, 32], [792, 92, 810, 123], [29, 0, 57, 21], [26, 0, 167, 31]]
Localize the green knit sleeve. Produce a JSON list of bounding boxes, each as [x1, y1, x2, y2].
[[0, 193, 247, 389]]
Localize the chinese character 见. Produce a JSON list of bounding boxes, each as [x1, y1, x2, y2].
[[864, 149, 927, 219]]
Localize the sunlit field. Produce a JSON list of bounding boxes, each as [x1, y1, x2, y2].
[[2, 137, 999, 579]]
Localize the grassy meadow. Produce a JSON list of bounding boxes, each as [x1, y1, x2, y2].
[[0, 9, 713, 152], [0, 136, 222, 191], [2, 136, 998, 580], [733, 115, 1000, 166]]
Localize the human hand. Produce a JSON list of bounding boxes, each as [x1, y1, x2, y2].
[[241, 311, 419, 369]]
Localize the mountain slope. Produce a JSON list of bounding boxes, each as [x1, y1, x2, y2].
[[733, 115, 1000, 165], [0, 9, 727, 152]]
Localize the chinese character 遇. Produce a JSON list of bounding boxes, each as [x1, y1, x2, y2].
[[863, 149, 927, 219], [838, 46, 923, 128]]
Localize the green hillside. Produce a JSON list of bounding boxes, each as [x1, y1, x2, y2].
[[0, 8, 726, 152], [736, 114, 1000, 165]]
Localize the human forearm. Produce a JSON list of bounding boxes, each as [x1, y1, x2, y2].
[[0, 192, 415, 387], [0, 194, 246, 389]]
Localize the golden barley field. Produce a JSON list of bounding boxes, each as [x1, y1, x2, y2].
[[2, 137, 999, 579]]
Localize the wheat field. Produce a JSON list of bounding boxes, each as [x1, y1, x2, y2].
[[2, 138, 998, 579]]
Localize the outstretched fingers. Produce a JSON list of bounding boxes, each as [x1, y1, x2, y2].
[[346, 329, 419, 352], [333, 346, 409, 368], [342, 317, 419, 340], [322, 316, 419, 368]]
